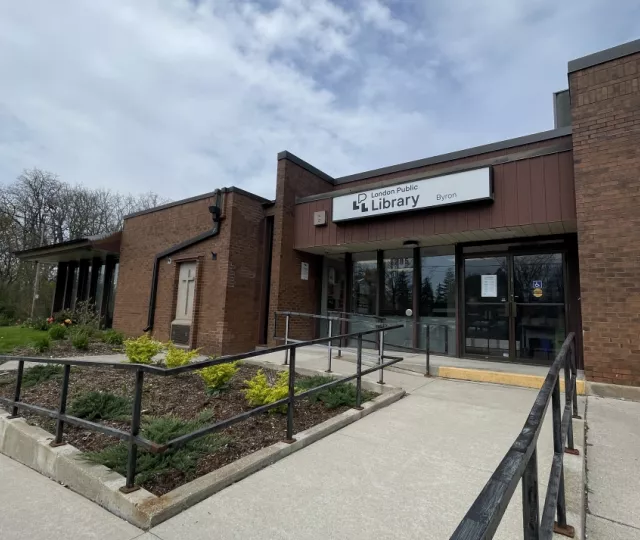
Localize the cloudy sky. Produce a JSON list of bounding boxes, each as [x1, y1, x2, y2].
[[0, 1, 637, 200]]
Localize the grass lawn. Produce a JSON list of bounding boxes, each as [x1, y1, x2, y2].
[[0, 326, 48, 354]]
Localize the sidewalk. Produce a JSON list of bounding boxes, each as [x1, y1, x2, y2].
[[586, 396, 640, 539], [0, 347, 586, 539]]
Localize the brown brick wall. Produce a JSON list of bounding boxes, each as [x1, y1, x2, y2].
[[219, 193, 267, 354], [267, 158, 333, 345], [570, 52, 640, 386], [113, 190, 266, 356], [113, 194, 219, 337]]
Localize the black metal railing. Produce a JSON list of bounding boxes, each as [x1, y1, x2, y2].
[[275, 310, 451, 377], [0, 323, 403, 493], [449, 333, 581, 540]]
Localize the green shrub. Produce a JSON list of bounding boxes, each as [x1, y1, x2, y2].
[[48, 324, 67, 340], [101, 329, 125, 346], [69, 391, 131, 421], [71, 329, 90, 350], [198, 361, 238, 392], [0, 313, 16, 326], [32, 335, 51, 353], [296, 375, 377, 409], [84, 412, 228, 486], [243, 369, 290, 413], [22, 364, 63, 388], [22, 317, 49, 331], [124, 334, 163, 364], [165, 344, 200, 368]]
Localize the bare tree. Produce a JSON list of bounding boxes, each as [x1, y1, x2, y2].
[[0, 168, 168, 319]]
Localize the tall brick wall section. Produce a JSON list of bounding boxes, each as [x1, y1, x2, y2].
[[570, 52, 640, 386], [220, 192, 266, 354], [113, 190, 266, 356], [268, 158, 333, 345], [113, 195, 220, 337]]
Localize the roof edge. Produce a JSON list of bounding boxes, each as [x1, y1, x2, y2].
[[124, 190, 220, 220], [277, 151, 334, 184], [221, 186, 271, 204], [334, 127, 572, 185], [568, 38, 640, 73]]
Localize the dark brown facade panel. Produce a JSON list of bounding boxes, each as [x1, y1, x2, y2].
[[294, 151, 576, 250]]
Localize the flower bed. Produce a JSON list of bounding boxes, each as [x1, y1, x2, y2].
[[0, 363, 377, 495]]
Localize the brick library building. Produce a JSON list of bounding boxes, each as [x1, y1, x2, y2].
[[18, 39, 640, 389]]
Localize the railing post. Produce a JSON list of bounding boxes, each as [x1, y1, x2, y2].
[[284, 314, 290, 366], [51, 364, 71, 447], [551, 379, 572, 537], [522, 447, 540, 540], [570, 341, 581, 420], [121, 368, 144, 493], [285, 347, 296, 443], [564, 346, 579, 456], [8, 360, 25, 418], [355, 334, 363, 410], [326, 319, 333, 373], [444, 325, 449, 354], [425, 324, 431, 377], [378, 328, 385, 385]]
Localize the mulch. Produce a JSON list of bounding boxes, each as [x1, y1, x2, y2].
[[9, 340, 122, 358], [0, 364, 360, 496]]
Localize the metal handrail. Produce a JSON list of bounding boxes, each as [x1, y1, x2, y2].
[[0, 323, 403, 493], [275, 310, 452, 376], [449, 333, 581, 540]]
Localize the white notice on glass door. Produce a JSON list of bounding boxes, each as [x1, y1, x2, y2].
[[481, 275, 497, 297], [301, 262, 309, 281]]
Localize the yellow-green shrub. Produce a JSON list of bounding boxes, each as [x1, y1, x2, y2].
[[198, 361, 239, 391], [165, 344, 200, 368], [124, 334, 163, 364], [243, 369, 290, 413]]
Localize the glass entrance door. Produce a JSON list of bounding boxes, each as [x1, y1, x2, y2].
[[464, 256, 511, 358], [513, 253, 565, 363], [463, 252, 567, 364]]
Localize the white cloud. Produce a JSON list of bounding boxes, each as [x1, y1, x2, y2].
[[0, 0, 637, 201]]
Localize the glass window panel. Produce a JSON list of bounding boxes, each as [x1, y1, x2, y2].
[[352, 252, 378, 316], [350, 252, 379, 349], [419, 248, 456, 355], [513, 253, 564, 304]]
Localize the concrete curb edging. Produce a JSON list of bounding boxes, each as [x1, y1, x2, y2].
[[0, 387, 405, 529], [586, 380, 640, 402]]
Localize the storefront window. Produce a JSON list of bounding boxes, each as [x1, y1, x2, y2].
[[382, 249, 413, 316], [419, 248, 456, 355], [382, 249, 413, 349], [350, 252, 378, 347]]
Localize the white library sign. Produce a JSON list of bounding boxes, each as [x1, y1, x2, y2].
[[332, 167, 492, 222]]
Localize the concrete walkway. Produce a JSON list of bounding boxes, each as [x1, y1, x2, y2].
[[0, 349, 587, 539], [0, 452, 143, 540], [586, 396, 640, 539]]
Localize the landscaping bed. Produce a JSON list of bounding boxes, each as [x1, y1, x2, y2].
[[0, 363, 376, 496]]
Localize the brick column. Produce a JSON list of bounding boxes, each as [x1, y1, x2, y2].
[[569, 46, 640, 386]]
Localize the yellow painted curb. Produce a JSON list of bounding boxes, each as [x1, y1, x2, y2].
[[438, 367, 585, 395]]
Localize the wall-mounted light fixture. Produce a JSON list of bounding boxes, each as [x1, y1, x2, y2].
[[403, 240, 419, 248]]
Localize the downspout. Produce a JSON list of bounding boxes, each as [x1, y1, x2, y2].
[[143, 189, 223, 332]]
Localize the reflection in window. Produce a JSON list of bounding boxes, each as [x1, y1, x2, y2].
[[350, 253, 378, 348], [382, 249, 414, 350], [419, 249, 456, 355], [382, 249, 413, 316], [352, 253, 377, 315]]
